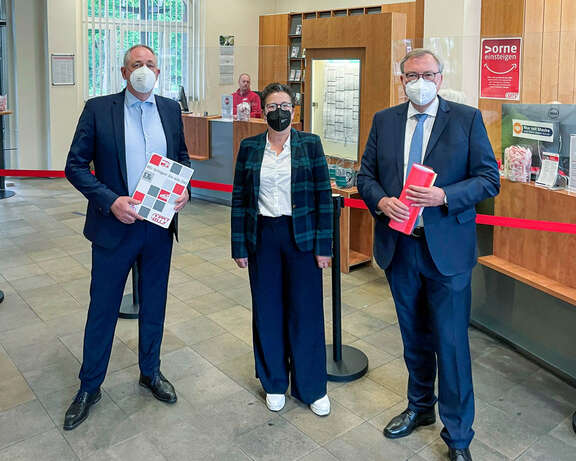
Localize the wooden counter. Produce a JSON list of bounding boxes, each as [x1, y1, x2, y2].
[[478, 179, 576, 305], [181, 114, 220, 160], [183, 115, 302, 163]]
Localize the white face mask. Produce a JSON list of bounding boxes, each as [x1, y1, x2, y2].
[[405, 78, 437, 106], [129, 65, 157, 94]]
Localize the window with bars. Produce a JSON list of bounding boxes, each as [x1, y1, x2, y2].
[[83, 0, 205, 101]]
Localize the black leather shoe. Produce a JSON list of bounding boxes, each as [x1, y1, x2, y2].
[[139, 371, 177, 403], [383, 408, 436, 439], [449, 448, 472, 461], [63, 389, 102, 431]]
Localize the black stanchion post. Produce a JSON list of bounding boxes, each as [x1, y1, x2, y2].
[[326, 194, 369, 382], [572, 411, 575, 433], [119, 263, 139, 319]]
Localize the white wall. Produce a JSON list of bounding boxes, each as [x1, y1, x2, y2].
[[45, 0, 83, 170], [11, 0, 48, 169]]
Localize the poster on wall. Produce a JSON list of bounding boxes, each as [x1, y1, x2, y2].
[[219, 35, 235, 85], [480, 37, 521, 100], [51, 54, 75, 86]]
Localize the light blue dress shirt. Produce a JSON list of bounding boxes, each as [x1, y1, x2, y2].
[[124, 90, 167, 196]]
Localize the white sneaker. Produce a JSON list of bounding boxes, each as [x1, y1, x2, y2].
[[310, 394, 330, 416], [266, 393, 285, 412]]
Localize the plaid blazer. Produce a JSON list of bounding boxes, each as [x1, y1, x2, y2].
[[231, 128, 333, 259]]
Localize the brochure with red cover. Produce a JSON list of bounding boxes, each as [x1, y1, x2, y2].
[[389, 163, 437, 235]]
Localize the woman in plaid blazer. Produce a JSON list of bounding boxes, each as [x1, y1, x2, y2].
[[231, 83, 333, 416]]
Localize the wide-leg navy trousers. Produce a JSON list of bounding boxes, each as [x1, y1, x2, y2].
[[248, 216, 327, 404]]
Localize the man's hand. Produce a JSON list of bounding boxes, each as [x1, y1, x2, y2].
[[234, 258, 248, 268], [377, 197, 410, 222], [315, 255, 331, 269], [174, 188, 189, 212], [406, 185, 446, 208], [110, 196, 144, 224]]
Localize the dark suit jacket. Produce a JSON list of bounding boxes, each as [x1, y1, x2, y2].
[[65, 90, 191, 249], [357, 97, 500, 276], [231, 129, 333, 259]]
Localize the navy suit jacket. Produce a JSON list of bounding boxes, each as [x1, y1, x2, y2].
[[65, 90, 191, 249], [357, 97, 500, 276]]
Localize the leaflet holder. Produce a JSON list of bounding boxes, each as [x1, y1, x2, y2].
[[326, 194, 369, 381]]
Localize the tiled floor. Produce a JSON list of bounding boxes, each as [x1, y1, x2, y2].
[[0, 178, 575, 460]]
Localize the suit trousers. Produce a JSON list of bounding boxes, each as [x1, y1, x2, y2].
[[79, 220, 173, 392], [385, 234, 475, 449], [248, 216, 327, 404]]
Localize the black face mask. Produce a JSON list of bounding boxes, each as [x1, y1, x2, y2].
[[266, 108, 291, 132]]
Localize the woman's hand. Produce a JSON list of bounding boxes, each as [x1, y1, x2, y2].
[[315, 255, 331, 269], [234, 258, 248, 268]]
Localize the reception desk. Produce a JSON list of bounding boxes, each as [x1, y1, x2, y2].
[[182, 115, 301, 205]]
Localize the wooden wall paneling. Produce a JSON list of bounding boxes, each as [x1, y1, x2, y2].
[[521, 0, 544, 103], [302, 13, 405, 164], [480, 0, 525, 37], [540, 0, 562, 103], [413, 0, 424, 48], [558, 0, 576, 104], [381, 2, 415, 46], [258, 15, 290, 90]]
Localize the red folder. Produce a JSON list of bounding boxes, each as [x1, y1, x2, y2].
[[389, 163, 437, 235]]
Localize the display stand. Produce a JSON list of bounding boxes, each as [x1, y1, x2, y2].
[[326, 195, 369, 382], [0, 111, 14, 199]]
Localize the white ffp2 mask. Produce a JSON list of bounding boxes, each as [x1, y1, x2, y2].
[[129, 65, 157, 94], [405, 78, 437, 106]]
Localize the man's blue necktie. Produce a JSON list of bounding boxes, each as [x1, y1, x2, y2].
[[405, 113, 429, 182], [406, 113, 428, 229]]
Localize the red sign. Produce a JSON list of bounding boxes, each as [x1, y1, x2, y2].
[[480, 38, 521, 100]]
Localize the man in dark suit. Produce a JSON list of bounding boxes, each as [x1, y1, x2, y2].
[[63, 45, 190, 430], [357, 49, 500, 461]]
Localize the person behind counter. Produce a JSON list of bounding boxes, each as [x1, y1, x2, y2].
[[231, 82, 333, 416], [233, 73, 262, 119]]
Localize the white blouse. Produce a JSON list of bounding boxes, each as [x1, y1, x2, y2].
[[258, 135, 292, 217]]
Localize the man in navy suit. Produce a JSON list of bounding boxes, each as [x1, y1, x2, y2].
[[63, 45, 190, 430], [358, 49, 500, 461]]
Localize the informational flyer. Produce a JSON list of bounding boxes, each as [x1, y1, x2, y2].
[[480, 38, 521, 100], [535, 153, 559, 189], [132, 154, 194, 228]]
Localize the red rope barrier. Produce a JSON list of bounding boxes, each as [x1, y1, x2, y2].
[[2, 169, 576, 235]]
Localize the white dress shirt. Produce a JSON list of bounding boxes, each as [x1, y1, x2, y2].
[[403, 97, 439, 182], [258, 135, 292, 217]]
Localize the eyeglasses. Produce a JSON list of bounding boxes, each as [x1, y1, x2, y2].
[[403, 71, 441, 82], [265, 102, 293, 111]]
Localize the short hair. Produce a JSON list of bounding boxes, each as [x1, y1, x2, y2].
[[123, 44, 157, 67], [400, 48, 444, 73], [238, 73, 251, 81], [261, 83, 296, 107]]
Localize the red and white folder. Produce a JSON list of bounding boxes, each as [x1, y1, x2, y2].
[[389, 163, 437, 235]]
